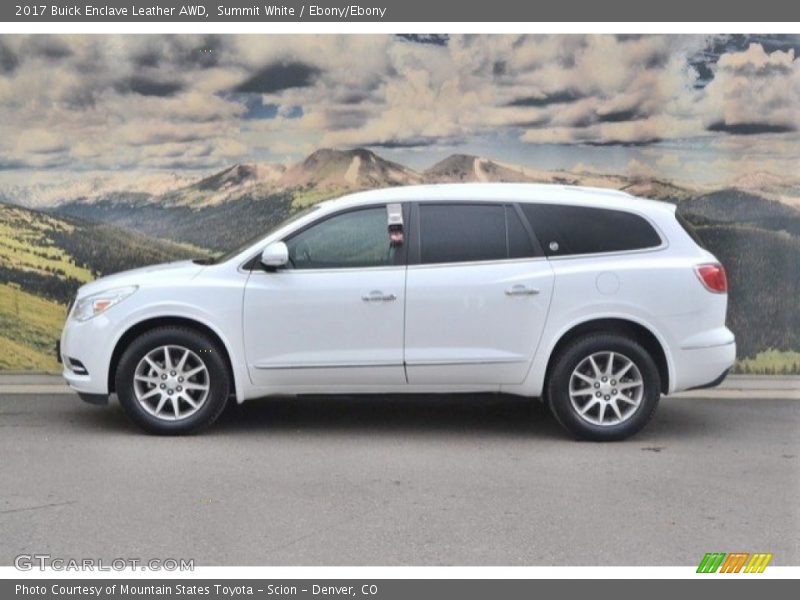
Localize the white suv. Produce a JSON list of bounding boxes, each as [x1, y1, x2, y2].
[[59, 183, 735, 440]]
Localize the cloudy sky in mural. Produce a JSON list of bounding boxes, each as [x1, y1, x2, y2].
[[0, 33, 799, 186]]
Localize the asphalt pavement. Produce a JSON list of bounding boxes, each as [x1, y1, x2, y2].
[[0, 382, 798, 566]]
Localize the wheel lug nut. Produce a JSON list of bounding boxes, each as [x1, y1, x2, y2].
[[612, 389, 618, 395], [602, 377, 607, 382], [611, 380, 616, 385], [178, 377, 184, 383], [170, 371, 176, 376], [177, 386, 182, 392], [594, 382, 600, 388], [160, 383, 166, 389], [604, 395, 610, 400], [167, 389, 173, 395], [595, 391, 601, 397], [161, 374, 167, 380]]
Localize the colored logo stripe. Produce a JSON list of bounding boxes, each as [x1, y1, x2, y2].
[[697, 552, 773, 573], [697, 553, 726, 573], [719, 553, 749, 573], [744, 553, 773, 573]]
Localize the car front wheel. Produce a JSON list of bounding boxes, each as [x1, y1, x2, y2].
[[546, 333, 661, 441], [115, 327, 230, 434]]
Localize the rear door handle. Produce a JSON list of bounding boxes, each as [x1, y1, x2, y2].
[[505, 284, 539, 297], [362, 290, 397, 302]]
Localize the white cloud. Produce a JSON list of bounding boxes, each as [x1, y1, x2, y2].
[[0, 33, 797, 187], [702, 43, 800, 132]]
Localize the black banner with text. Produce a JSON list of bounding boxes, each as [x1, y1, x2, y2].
[[4, 0, 800, 22]]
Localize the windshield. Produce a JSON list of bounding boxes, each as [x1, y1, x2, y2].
[[196, 205, 321, 265]]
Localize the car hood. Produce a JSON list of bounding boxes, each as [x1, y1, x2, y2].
[[76, 260, 204, 298]]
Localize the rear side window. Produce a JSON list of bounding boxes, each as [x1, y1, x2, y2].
[[418, 203, 537, 264], [520, 203, 662, 256]]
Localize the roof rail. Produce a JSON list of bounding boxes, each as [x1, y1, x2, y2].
[[568, 185, 633, 197]]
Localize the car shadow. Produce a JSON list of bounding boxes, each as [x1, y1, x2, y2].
[[214, 393, 564, 439], [68, 392, 564, 439], [68, 392, 722, 441]]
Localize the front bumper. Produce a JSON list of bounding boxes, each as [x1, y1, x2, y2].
[[59, 312, 117, 397]]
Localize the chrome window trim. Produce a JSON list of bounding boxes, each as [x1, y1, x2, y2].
[[406, 255, 548, 270], [544, 241, 670, 261], [247, 264, 407, 276]]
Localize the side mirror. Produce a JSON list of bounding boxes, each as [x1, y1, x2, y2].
[[260, 242, 289, 268]]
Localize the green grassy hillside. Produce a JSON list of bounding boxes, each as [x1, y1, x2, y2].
[[0, 202, 206, 369], [55, 192, 295, 253], [0, 283, 64, 371]]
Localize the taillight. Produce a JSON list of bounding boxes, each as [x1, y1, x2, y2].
[[695, 263, 728, 293]]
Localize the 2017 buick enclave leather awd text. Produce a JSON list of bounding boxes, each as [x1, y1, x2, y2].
[[59, 184, 735, 440]]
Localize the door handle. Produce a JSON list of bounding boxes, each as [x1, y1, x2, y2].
[[362, 290, 397, 302], [505, 285, 539, 297]]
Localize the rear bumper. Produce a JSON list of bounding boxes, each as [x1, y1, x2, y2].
[[687, 367, 730, 391], [671, 330, 736, 393]]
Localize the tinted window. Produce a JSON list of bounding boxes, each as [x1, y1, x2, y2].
[[520, 204, 661, 256], [419, 204, 506, 264], [286, 207, 395, 269], [507, 205, 536, 259], [418, 203, 538, 264]]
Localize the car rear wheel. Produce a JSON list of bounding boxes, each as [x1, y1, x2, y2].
[[115, 327, 230, 434], [546, 333, 660, 441]]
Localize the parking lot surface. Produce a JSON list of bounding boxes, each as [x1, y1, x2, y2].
[[1, 391, 798, 565]]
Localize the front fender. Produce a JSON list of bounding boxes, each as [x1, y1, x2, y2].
[[107, 300, 247, 403]]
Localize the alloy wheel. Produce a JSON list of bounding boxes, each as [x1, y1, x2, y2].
[[132, 345, 210, 421], [568, 351, 644, 427]]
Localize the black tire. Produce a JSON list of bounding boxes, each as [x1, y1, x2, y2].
[[546, 333, 660, 441], [115, 326, 230, 435]]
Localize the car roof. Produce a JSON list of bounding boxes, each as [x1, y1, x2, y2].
[[318, 183, 675, 216]]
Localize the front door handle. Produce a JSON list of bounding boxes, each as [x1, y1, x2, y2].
[[505, 284, 540, 297], [362, 290, 397, 302]]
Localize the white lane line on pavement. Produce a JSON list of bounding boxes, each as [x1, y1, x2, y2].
[[669, 390, 800, 399], [1, 385, 72, 394]]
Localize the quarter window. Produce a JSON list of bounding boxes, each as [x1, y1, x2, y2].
[[286, 207, 396, 269], [520, 204, 662, 256]]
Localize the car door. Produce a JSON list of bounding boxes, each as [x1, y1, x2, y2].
[[243, 204, 408, 388], [404, 202, 554, 385]]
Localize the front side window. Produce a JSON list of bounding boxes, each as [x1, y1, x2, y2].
[[286, 206, 397, 269], [520, 203, 662, 256]]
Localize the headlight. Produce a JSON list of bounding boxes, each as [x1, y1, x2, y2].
[[71, 286, 138, 322]]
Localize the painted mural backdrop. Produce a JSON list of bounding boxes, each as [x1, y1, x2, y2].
[[0, 34, 798, 372]]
